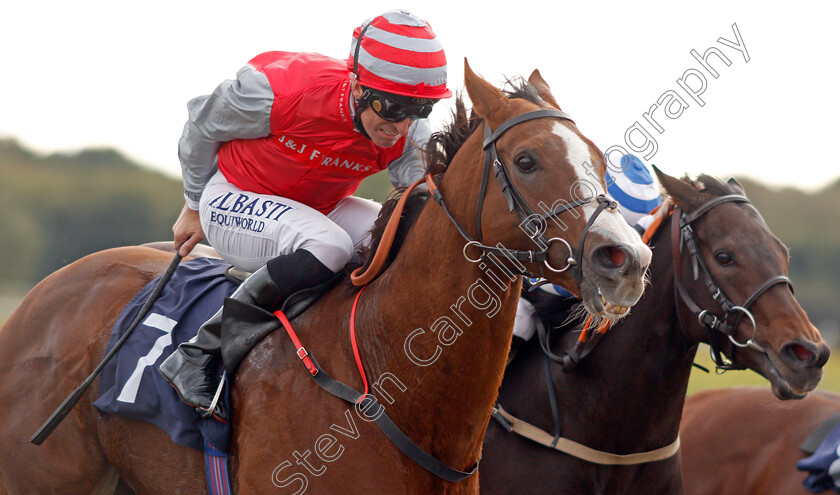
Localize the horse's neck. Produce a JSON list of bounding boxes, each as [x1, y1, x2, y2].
[[576, 219, 696, 449], [514, 219, 696, 454], [356, 154, 522, 467]]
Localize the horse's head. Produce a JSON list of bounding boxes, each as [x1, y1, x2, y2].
[[656, 168, 829, 399], [447, 61, 651, 318]]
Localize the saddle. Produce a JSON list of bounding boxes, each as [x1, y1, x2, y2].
[[94, 258, 237, 452], [94, 257, 341, 450]]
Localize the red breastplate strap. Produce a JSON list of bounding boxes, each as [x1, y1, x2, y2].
[[273, 283, 370, 400]]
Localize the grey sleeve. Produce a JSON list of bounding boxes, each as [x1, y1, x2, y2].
[[387, 118, 432, 188], [178, 64, 274, 209]]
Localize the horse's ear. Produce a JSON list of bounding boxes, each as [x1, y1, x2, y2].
[[727, 177, 746, 195], [463, 58, 511, 129], [652, 165, 705, 211], [527, 69, 562, 110]]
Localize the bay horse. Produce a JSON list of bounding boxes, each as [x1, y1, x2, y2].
[[0, 61, 651, 494], [480, 169, 829, 494], [681, 387, 840, 495]]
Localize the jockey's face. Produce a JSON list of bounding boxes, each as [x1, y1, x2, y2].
[[351, 81, 413, 148]]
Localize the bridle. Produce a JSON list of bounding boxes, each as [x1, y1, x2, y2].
[[489, 192, 795, 465], [671, 195, 794, 371], [426, 108, 617, 281]]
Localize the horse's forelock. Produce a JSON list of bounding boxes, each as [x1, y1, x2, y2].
[[502, 77, 546, 106], [695, 174, 743, 197], [664, 174, 742, 211]]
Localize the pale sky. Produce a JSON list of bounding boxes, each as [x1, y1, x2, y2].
[[2, 1, 837, 191]]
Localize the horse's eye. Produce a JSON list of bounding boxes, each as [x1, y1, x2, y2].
[[715, 250, 734, 266], [515, 152, 536, 173]]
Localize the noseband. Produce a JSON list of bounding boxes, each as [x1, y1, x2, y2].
[[672, 195, 794, 371], [427, 108, 617, 281]]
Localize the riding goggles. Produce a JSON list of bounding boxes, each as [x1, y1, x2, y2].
[[362, 89, 436, 122]]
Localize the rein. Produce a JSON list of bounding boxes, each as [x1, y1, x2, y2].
[[350, 177, 426, 286], [671, 196, 793, 371], [536, 316, 613, 372]]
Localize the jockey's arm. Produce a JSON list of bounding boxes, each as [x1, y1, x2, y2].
[[386, 118, 432, 188], [175, 64, 274, 255]]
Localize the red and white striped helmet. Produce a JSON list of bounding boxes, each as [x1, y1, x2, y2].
[[347, 10, 452, 99]]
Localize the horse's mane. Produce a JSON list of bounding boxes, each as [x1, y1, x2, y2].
[[355, 78, 545, 276]]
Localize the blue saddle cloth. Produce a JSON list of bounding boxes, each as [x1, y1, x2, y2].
[[94, 257, 238, 453], [798, 416, 840, 493]]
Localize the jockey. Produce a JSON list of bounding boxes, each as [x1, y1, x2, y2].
[[513, 153, 663, 346], [159, 10, 451, 421]]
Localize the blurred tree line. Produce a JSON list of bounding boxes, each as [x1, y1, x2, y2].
[[733, 176, 840, 339], [1, 138, 838, 338], [0, 139, 183, 284], [0, 138, 392, 286]]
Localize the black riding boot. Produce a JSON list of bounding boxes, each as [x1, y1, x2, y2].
[[219, 250, 337, 374], [158, 265, 282, 421], [158, 249, 335, 421]]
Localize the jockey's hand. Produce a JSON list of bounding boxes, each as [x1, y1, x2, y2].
[[173, 204, 205, 257]]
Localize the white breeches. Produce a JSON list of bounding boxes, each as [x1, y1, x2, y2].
[[199, 171, 380, 272], [513, 297, 538, 341]]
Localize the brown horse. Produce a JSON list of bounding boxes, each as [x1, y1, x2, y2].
[[681, 387, 840, 495], [479, 170, 829, 494], [0, 62, 651, 494]]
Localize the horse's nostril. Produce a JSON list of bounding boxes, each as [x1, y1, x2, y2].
[[791, 344, 812, 362], [780, 341, 824, 369], [603, 246, 626, 268]]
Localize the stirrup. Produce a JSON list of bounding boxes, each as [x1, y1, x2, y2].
[[224, 266, 251, 284], [197, 371, 227, 422]]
